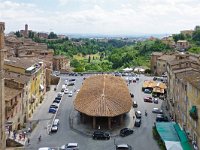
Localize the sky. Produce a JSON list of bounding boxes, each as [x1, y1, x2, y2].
[[0, 0, 200, 35]]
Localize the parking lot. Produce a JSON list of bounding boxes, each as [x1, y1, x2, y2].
[[25, 73, 161, 150]]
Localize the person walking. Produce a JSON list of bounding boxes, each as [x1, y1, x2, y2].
[[27, 137, 30, 146]]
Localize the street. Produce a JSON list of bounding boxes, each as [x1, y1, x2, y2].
[[25, 74, 161, 150]]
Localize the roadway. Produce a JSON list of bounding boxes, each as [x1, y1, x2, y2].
[[25, 74, 161, 150]]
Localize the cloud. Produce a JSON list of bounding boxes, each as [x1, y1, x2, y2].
[[1, 0, 200, 34]]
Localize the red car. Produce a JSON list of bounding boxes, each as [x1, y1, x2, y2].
[[144, 97, 153, 103]]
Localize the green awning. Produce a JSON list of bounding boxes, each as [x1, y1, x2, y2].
[[189, 106, 197, 114]]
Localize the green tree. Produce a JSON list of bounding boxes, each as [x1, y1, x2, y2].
[[88, 55, 91, 63], [48, 32, 58, 39], [192, 29, 200, 42], [15, 31, 21, 37]]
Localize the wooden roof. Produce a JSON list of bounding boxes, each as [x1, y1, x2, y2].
[[74, 75, 132, 117]]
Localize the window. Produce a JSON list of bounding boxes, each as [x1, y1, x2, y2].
[[163, 64, 165, 67]]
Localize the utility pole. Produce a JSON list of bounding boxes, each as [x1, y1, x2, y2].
[[0, 21, 6, 150]]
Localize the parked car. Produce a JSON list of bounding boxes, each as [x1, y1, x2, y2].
[[55, 96, 61, 100], [120, 128, 134, 137], [48, 108, 57, 114], [92, 131, 110, 140], [51, 124, 58, 132], [133, 101, 138, 108], [134, 119, 141, 127], [50, 103, 59, 109], [68, 91, 73, 97], [144, 96, 153, 103], [67, 82, 75, 86], [144, 89, 152, 94], [116, 144, 132, 150], [53, 119, 60, 126], [156, 114, 169, 122], [130, 93, 134, 98], [60, 143, 79, 150], [64, 80, 68, 85], [68, 79, 76, 82], [57, 92, 63, 98], [152, 108, 163, 114], [153, 98, 159, 104], [64, 89, 69, 94], [53, 99, 61, 103], [135, 110, 142, 119], [38, 147, 53, 150]]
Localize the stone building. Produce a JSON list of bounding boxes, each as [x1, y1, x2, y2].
[[176, 40, 190, 51], [4, 57, 46, 118], [150, 52, 163, 75], [0, 21, 6, 150], [53, 55, 70, 71]]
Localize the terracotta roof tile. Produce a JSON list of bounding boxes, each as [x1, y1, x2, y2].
[[74, 75, 132, 117]]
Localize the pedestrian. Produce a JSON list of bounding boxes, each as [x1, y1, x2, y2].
[[19, 134, 22, 141], [27, 137, 30, 145]]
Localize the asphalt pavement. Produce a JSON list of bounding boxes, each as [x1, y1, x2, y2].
[[24, 74, 161, 150]]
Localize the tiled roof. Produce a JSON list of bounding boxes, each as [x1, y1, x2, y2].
[[74, 75, 132, 117], [4, 86, 22, 102], [4, 57, 38, 69], [4, 71, 30, 84]]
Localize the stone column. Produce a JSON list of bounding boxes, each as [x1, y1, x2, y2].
[[92, 117, 96, 129]]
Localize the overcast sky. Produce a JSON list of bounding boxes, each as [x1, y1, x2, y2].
[[0, 0, 200, 35]]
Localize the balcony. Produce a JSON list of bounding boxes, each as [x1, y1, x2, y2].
[[189, 106, 198, 120]]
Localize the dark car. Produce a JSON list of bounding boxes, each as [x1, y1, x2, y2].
[[49, 104, 58, 109], [116, 144, 132, 150], [135, 111, 142, 119], [92, 131, 110, 140], [153, 98, 159, 104], [144, 97, 153, 103], [67, 82, 75, 86], [48, 108, 57, 114], [120, 128, 134, 137], [53, 99, 61, 103], [130, 93, 134, 98], [68, 79, 76, 82], [144, 89, 152, 94], [133, 101, 138, 108], [156, 114, 169, 122], [55, 96, 61, 100], [134, 119, 141, 127]]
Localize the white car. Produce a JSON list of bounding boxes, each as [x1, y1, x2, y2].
[[51, 125, 58, 132], [64, 79, 68, 85], [38, 147, 53, 150], [64, 89, 69, 94], [57, 92, 63, 97], [68, 91, 73, 97], [53, 119, 59, 126], [60, 143, 79, 150]]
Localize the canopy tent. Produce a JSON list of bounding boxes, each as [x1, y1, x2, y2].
[[156, 122, 192, 150], [123, 68, 133, 72]]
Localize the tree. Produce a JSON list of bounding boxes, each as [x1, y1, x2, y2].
[[15, 31, 21, 37], [192, 29, 200, 42], [48, 32, 58, 39], [88, 55, 91, 63], [172, 33, 185, 43]]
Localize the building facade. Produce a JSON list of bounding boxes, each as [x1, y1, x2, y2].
[[0, 21, 6, 150], [53, 55, 70, 71]]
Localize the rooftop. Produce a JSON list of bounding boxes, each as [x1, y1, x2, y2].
[[184, 72, 200, 90], [4, 71, 30, 84], [158, 55, 176, 61], [74, 75, 132, 117], [4, 57, 39, 69]]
